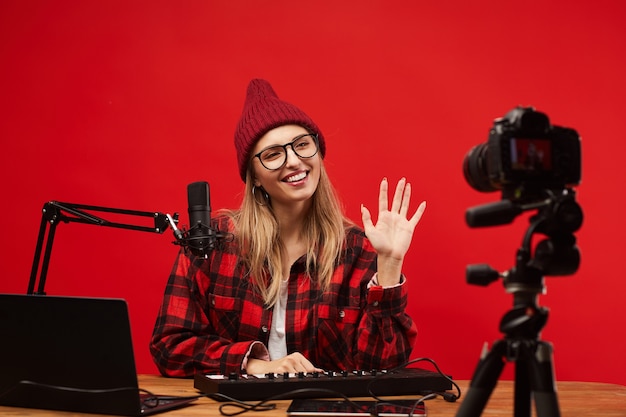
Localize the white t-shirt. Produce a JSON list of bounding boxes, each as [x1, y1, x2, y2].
[[267, 278, 289, 360]]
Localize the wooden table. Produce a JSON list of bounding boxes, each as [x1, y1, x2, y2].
[[1, 375, 625, 416]]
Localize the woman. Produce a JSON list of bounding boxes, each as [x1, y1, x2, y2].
[[150, 79, 426, 377]]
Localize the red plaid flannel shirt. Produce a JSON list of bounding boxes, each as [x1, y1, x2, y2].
[[150, 215, 418, 377]]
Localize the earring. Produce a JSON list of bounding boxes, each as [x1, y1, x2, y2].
[[252, 185, 270, 206]]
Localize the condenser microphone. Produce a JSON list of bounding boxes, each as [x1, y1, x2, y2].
[[186, 181, 216, 257]]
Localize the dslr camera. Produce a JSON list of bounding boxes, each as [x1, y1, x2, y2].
[[463, 106, 581, 203]]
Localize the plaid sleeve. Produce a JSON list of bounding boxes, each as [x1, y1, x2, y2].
[[149, 248, 259, 377], [357, 276, 418, 369]]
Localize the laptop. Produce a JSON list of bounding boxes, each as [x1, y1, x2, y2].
[[0, 294, 197, 416]]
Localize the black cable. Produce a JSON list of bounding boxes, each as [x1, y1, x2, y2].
[[215, 388, 362, 416], [139, 389, 206, 409], [371, 395, 434, 417], [366, 357, 462, 403], [9, 380, 140, 395]]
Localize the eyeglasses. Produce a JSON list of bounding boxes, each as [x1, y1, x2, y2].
[[253, 133, 319, 171]]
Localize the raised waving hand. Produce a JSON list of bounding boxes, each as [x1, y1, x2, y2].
[[361, 177, 426, 286]]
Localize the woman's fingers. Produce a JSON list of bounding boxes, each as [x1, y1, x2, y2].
[[378, 177, 389, 213]]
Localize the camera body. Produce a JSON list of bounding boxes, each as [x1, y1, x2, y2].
[[464, 106, 581, 202]]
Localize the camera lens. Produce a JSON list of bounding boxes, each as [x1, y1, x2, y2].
[[463, 144, 497, 192]]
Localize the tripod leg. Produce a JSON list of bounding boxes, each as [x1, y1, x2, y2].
[[514, 357, 531, 417], [455, 341, 507, 417], [530, 342, 561, 417]]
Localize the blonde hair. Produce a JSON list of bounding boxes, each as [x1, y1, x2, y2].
[[224, 163, 351, 307]]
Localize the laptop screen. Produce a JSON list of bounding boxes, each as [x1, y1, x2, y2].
[[0, 294, 146, 415]]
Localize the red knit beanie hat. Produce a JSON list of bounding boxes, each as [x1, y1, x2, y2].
[[234, 79, 326, 182]]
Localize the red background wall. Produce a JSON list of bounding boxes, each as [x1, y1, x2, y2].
[[1, 1, 625, 385]]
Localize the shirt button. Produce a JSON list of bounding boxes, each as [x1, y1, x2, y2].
[[339, 310, 345, 318], [261, 325, 268, 333], [373, 301, 379, 307]]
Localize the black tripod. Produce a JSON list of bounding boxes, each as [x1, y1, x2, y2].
[[456, 189, 582, 417]]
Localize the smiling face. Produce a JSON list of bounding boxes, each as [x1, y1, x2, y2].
[[251, 124, 321, 211]]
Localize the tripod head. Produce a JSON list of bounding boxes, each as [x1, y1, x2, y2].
[[466, 188, 582, 292]]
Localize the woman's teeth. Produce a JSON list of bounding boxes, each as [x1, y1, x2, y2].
[[286, 172, 306, 183]]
